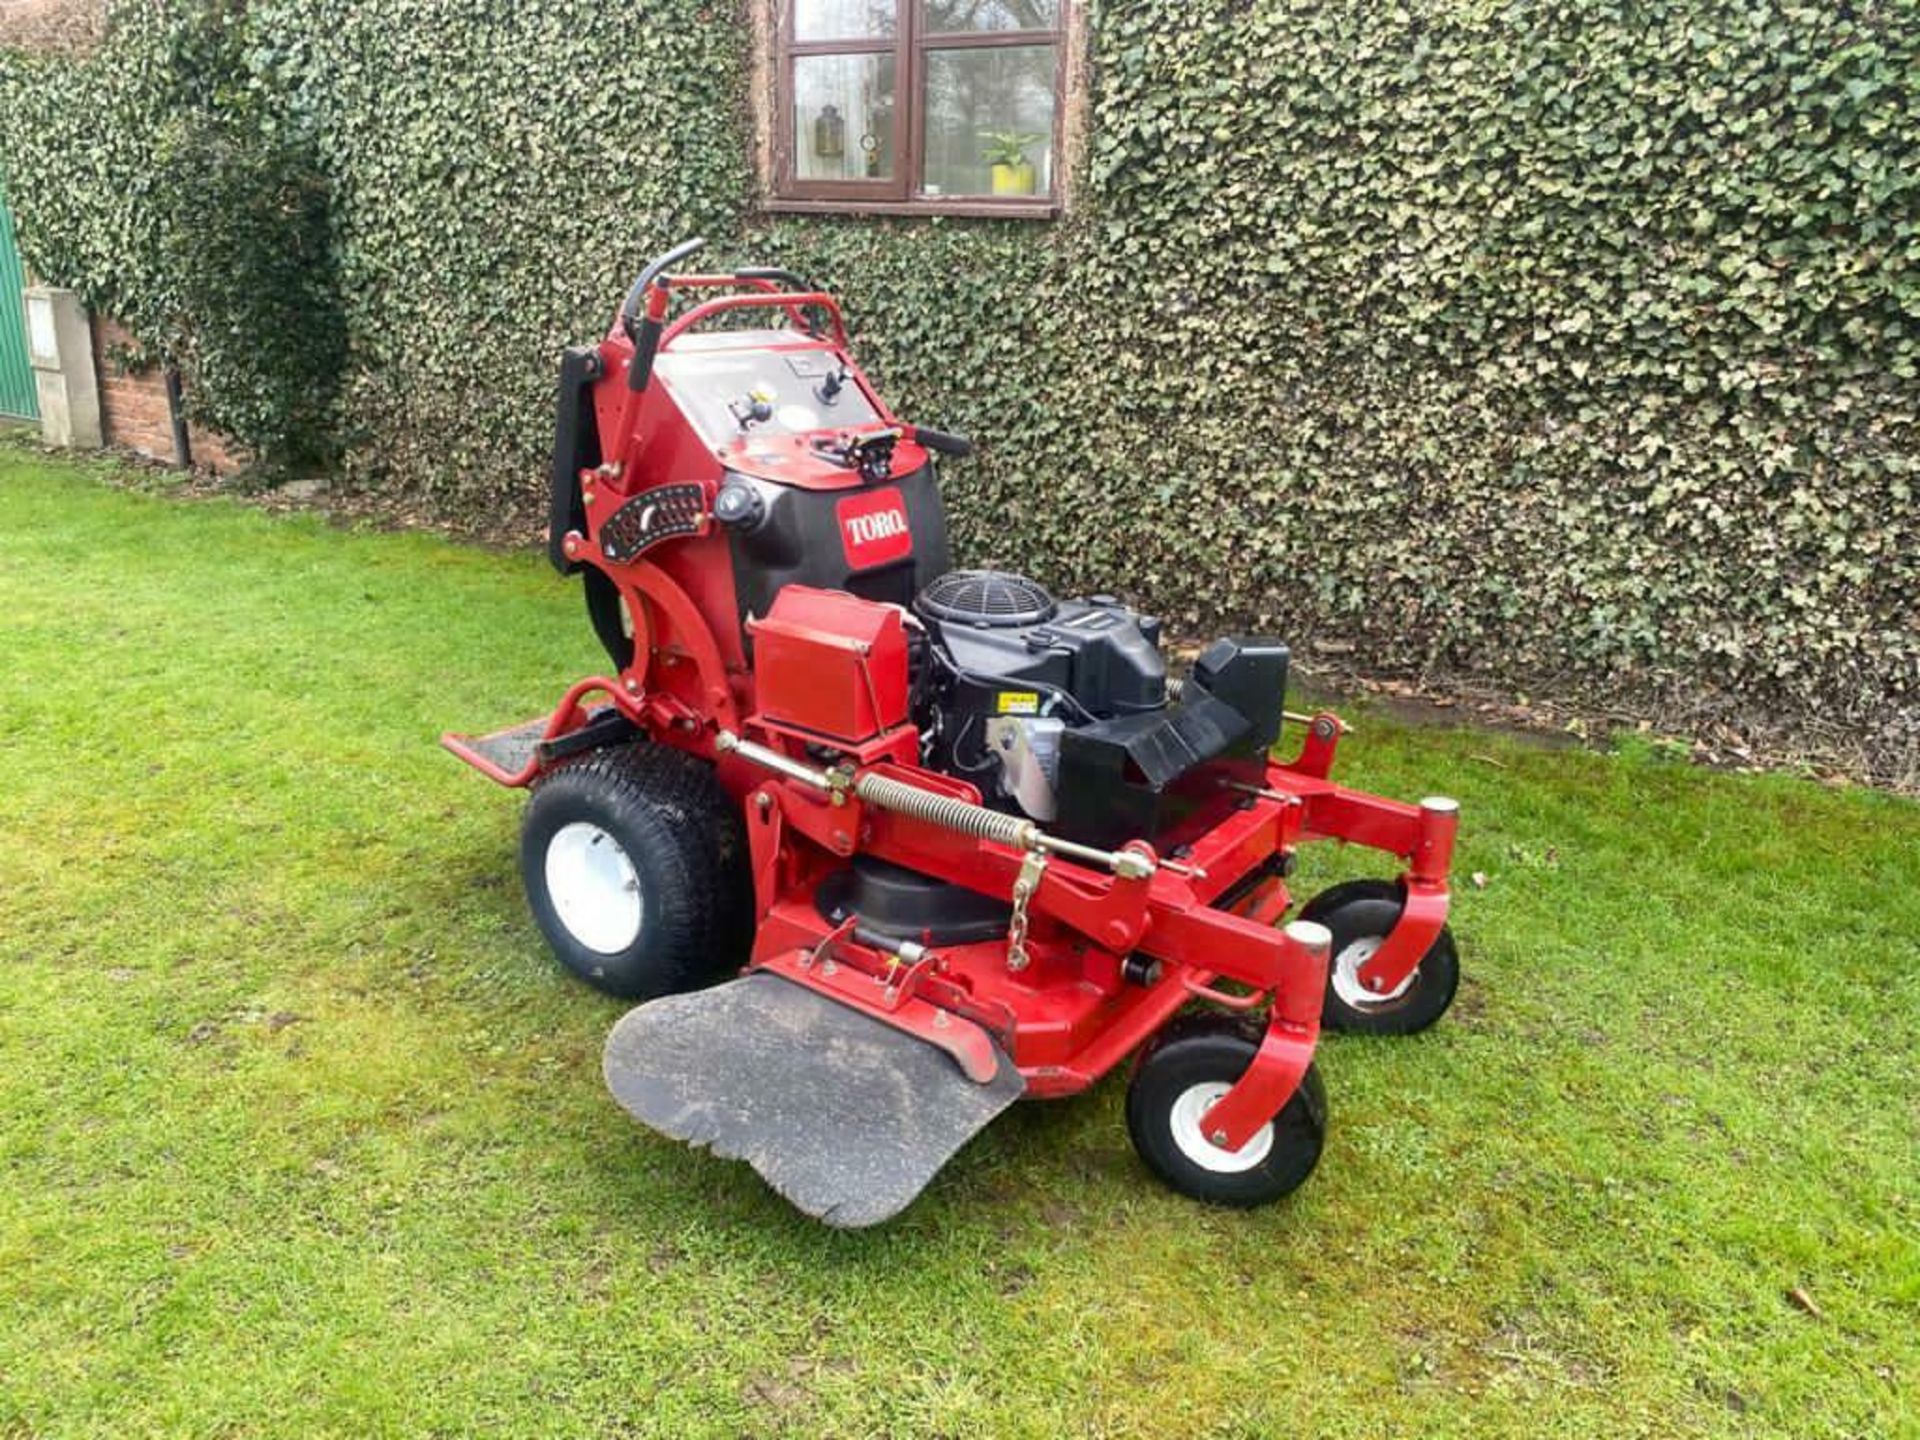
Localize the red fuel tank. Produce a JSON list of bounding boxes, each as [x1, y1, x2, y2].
[[747, 586, 911, 744]]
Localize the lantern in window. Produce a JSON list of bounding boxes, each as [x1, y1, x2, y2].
[[813, 104, 845, 161]]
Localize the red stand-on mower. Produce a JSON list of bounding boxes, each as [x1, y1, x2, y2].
[[444, 239, 1463, 1226]]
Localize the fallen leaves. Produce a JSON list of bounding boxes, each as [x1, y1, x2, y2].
[[1786, 1286, 1825, 1320]]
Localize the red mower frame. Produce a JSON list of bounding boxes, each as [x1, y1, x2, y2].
[[444, 238, 1461, 1209]]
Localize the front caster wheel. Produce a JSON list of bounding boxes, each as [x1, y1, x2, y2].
[[519, 742, 749, 999], [1125, 1016, 1327, 1209], [1299, 879, 1460, 1036]]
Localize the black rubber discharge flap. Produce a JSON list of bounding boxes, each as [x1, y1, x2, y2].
[[603, 973, 1025, 1227]]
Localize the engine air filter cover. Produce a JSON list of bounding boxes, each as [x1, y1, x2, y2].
[[914, 569, 1056, 629]]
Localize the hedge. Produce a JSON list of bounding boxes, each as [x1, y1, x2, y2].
[[0, 2, 343, 463], [2, 0, 1915, 773]]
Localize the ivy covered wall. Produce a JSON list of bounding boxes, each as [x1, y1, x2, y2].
[[0, 2, 344, 461], [2, 0, 1915, 771]]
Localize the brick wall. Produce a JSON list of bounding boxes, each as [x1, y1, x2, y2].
[[0, 2, 237, 472], [0, 0, 101, 54], [91, 317, 241, 473]]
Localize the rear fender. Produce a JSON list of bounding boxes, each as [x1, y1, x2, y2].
[[548, 345, 605, 575]]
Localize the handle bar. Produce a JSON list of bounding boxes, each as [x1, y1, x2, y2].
[[620, 244, 819, 341], [913, 426, 973, 458], [622, 241, 835, 390], [734, 265, 816, 291], [660, 290, 849, 350], [668, 272, 824, 336], [620, 236, 707, 340]]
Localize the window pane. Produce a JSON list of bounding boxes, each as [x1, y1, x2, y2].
[[921, 45, 1055, 198], [793, 53, 897, 181], [793, 0, 896, 41], [923, 0, 1058, 32]]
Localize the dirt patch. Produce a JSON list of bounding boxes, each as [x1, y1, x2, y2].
[[44, 436, 546, 553], [1276, 651, 1912, 794], [741, 1356, 816, 1417], [1168, 639, 1908, 794]]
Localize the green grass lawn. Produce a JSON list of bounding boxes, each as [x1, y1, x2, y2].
[[2, 445, 1916, 1439]]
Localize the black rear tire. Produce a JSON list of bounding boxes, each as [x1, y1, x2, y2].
[[519, 742, 750, 998], [1125, 1015, 1327, 1209], [1299, 879, 1459, 1035]]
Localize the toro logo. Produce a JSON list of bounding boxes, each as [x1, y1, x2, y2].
[[836, 489, 915, 569]]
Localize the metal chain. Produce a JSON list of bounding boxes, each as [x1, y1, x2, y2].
[[1006, 849, 1048, 972]]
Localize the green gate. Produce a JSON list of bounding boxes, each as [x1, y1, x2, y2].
[[0, 192, 38, 421]]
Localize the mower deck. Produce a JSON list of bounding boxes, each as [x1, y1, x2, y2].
[[604, 972, 1024, 1226]]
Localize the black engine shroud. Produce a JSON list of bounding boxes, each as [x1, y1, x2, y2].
[[911, 570, 1291, 852]]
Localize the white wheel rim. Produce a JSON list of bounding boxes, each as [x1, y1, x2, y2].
[[1331, 935, 1417, 1010], [1168, 1081, 1274, 1174], [544, 822, 643, 954]]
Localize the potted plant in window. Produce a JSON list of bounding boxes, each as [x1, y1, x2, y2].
[[981, 131, 1044, 197]]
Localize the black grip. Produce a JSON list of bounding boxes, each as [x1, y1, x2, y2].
[[620, 236, 707, 337], [735, 266, 815, 291], [914, 426, 974, 458], [627, 318, 664, 392], [740, 267, 825, 335]]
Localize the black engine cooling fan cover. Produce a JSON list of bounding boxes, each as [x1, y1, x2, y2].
[[913, 569, 1056, 629]]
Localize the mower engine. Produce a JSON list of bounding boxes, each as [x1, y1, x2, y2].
[[442, 238, 1466, 1228], [913, 570, 1287, 850]]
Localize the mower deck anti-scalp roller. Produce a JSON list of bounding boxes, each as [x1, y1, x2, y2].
[[443, 237, 1466, 1226]]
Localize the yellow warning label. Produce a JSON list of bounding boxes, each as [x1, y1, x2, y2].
[[995, 691, 1041, 716]]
